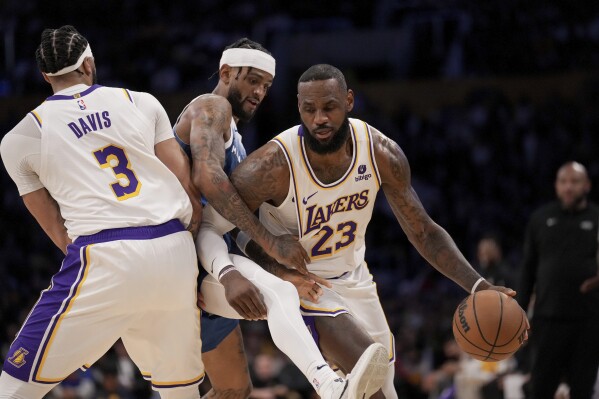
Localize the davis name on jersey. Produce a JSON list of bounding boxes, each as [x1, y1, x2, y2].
[[67, 111, 111, 138]]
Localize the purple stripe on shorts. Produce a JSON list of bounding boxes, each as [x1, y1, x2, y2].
[[74, 219, 184, 245], [3, 243, 89, 382]]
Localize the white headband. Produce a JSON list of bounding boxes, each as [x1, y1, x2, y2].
[[45, 44, 93, 77], [219, 48, 276, 77]]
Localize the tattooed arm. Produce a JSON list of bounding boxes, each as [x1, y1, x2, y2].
[[186, 94, 309, 272], [372, 128, 515, 296], [229, 142, 330, 301]]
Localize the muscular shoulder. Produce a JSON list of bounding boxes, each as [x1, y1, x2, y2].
[[182, 94, 231, 121], [370, 127, 411, 186], [230, 141, 290, 207]]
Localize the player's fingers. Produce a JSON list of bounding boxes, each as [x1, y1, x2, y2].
[[309, 288, 320, 303], [232, 300, 253, 320], [247, 290, 267, 319], [309, 273, 332, 288]]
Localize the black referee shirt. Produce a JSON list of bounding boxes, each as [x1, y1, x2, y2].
[[518, 201, 599, 320]]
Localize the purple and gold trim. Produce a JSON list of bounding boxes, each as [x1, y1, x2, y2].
[[29, 111, 42, 128], [299, 302, 348, 317], [299, 123, 358, 189], [33, 245, 93, 383], [122, 89, 134, 103], [388, 333, 396, 363], [74, 219, 184, 246], [151, 372, 205, 389], [272, 137, 304, 239], [46, 84, 103, 101], [364, 122, 382, 188]]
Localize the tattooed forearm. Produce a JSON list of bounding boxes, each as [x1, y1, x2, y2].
[[245, 240, 286, 278], [375, 129, 482, 292], [187, 96, 278, 252]]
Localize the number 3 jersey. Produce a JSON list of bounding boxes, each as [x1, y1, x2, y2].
[[260, 118, 381, 278], [0, 84, 192, 239]]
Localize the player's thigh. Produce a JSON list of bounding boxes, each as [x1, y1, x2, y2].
[[122, 305, 203, 390], [2, 242, 131, 385], [202, 325, 252, 396], [121, 232, 203, 391]]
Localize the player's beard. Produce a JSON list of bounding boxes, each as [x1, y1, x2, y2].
[[302, 117, 350, 155], [228, 86, 255, 123]]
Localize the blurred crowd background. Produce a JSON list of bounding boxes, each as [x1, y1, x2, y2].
[[1, 1, 599, 398]]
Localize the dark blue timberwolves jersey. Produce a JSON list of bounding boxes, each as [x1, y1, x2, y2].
[[173, 118, 246, 178]]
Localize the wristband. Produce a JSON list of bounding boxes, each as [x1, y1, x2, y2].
[[218, 265, 237, 281], [471, 277, 485, 294]]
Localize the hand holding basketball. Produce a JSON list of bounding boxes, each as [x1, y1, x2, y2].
[[452, 290, 529, 362]]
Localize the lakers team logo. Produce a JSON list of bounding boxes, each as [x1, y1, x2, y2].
[[8, 347, 29, 368]]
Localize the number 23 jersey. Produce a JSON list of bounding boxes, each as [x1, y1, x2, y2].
[[260, 118, 381, 278]]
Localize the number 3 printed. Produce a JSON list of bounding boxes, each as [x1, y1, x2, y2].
[[93, 144, 141, 200]]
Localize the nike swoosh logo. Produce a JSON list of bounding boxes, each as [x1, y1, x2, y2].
[[210, 259, 216, 274], [316, 364, 327, 370], [302, 191, 318, 205]]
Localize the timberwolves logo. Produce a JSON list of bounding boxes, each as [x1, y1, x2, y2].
[[77, 99, 87, 110], [8, 347, 29, 368], [355, 164, 372, 182]]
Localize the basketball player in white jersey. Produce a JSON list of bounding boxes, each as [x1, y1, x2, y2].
[[0, 26, 204, 399], [197, 64, 519, 398], [176, 40, 389, 399]]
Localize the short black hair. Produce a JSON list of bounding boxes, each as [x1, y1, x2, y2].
[[224, 37, 271, 55], [35, 25, 89, 74], [298, 64, 347, 92]]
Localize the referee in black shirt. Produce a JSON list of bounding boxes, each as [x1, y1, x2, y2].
[[519, 161, 599, 399]]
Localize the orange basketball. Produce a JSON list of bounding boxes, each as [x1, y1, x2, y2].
[[452, 290, 528, 362]]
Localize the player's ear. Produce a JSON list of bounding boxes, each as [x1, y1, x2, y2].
[[41, 72, 51, 84], [346, 89, 354, 112], [219, 65, 232, 84], [82, 57, 94, 76]]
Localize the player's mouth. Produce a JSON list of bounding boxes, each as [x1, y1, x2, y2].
[[245, 98, 260, 110], [314, 127, 334, 140]]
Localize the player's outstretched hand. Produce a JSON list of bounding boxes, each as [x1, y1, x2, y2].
[[479, 284, 529, 340], [220, 270, 267, 321], [267, 234, 310, 275], [279, 268, 332, 303], [478, 282, 516, 297]]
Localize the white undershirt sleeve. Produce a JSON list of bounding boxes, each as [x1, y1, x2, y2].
[[130, 91, 173, 145], [0, 115, 44, 195], [196, 204, 236, 280]]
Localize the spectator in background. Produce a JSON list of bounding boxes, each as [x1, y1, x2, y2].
[[476, 234, 514, 289], [518, 161, 599, 399]]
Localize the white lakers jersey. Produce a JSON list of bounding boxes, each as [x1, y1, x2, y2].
[[33, 85, 192, 238], [260, 118, 381, 278]]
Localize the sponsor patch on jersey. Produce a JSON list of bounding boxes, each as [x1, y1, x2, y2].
[[8, 347, 29, 368]]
